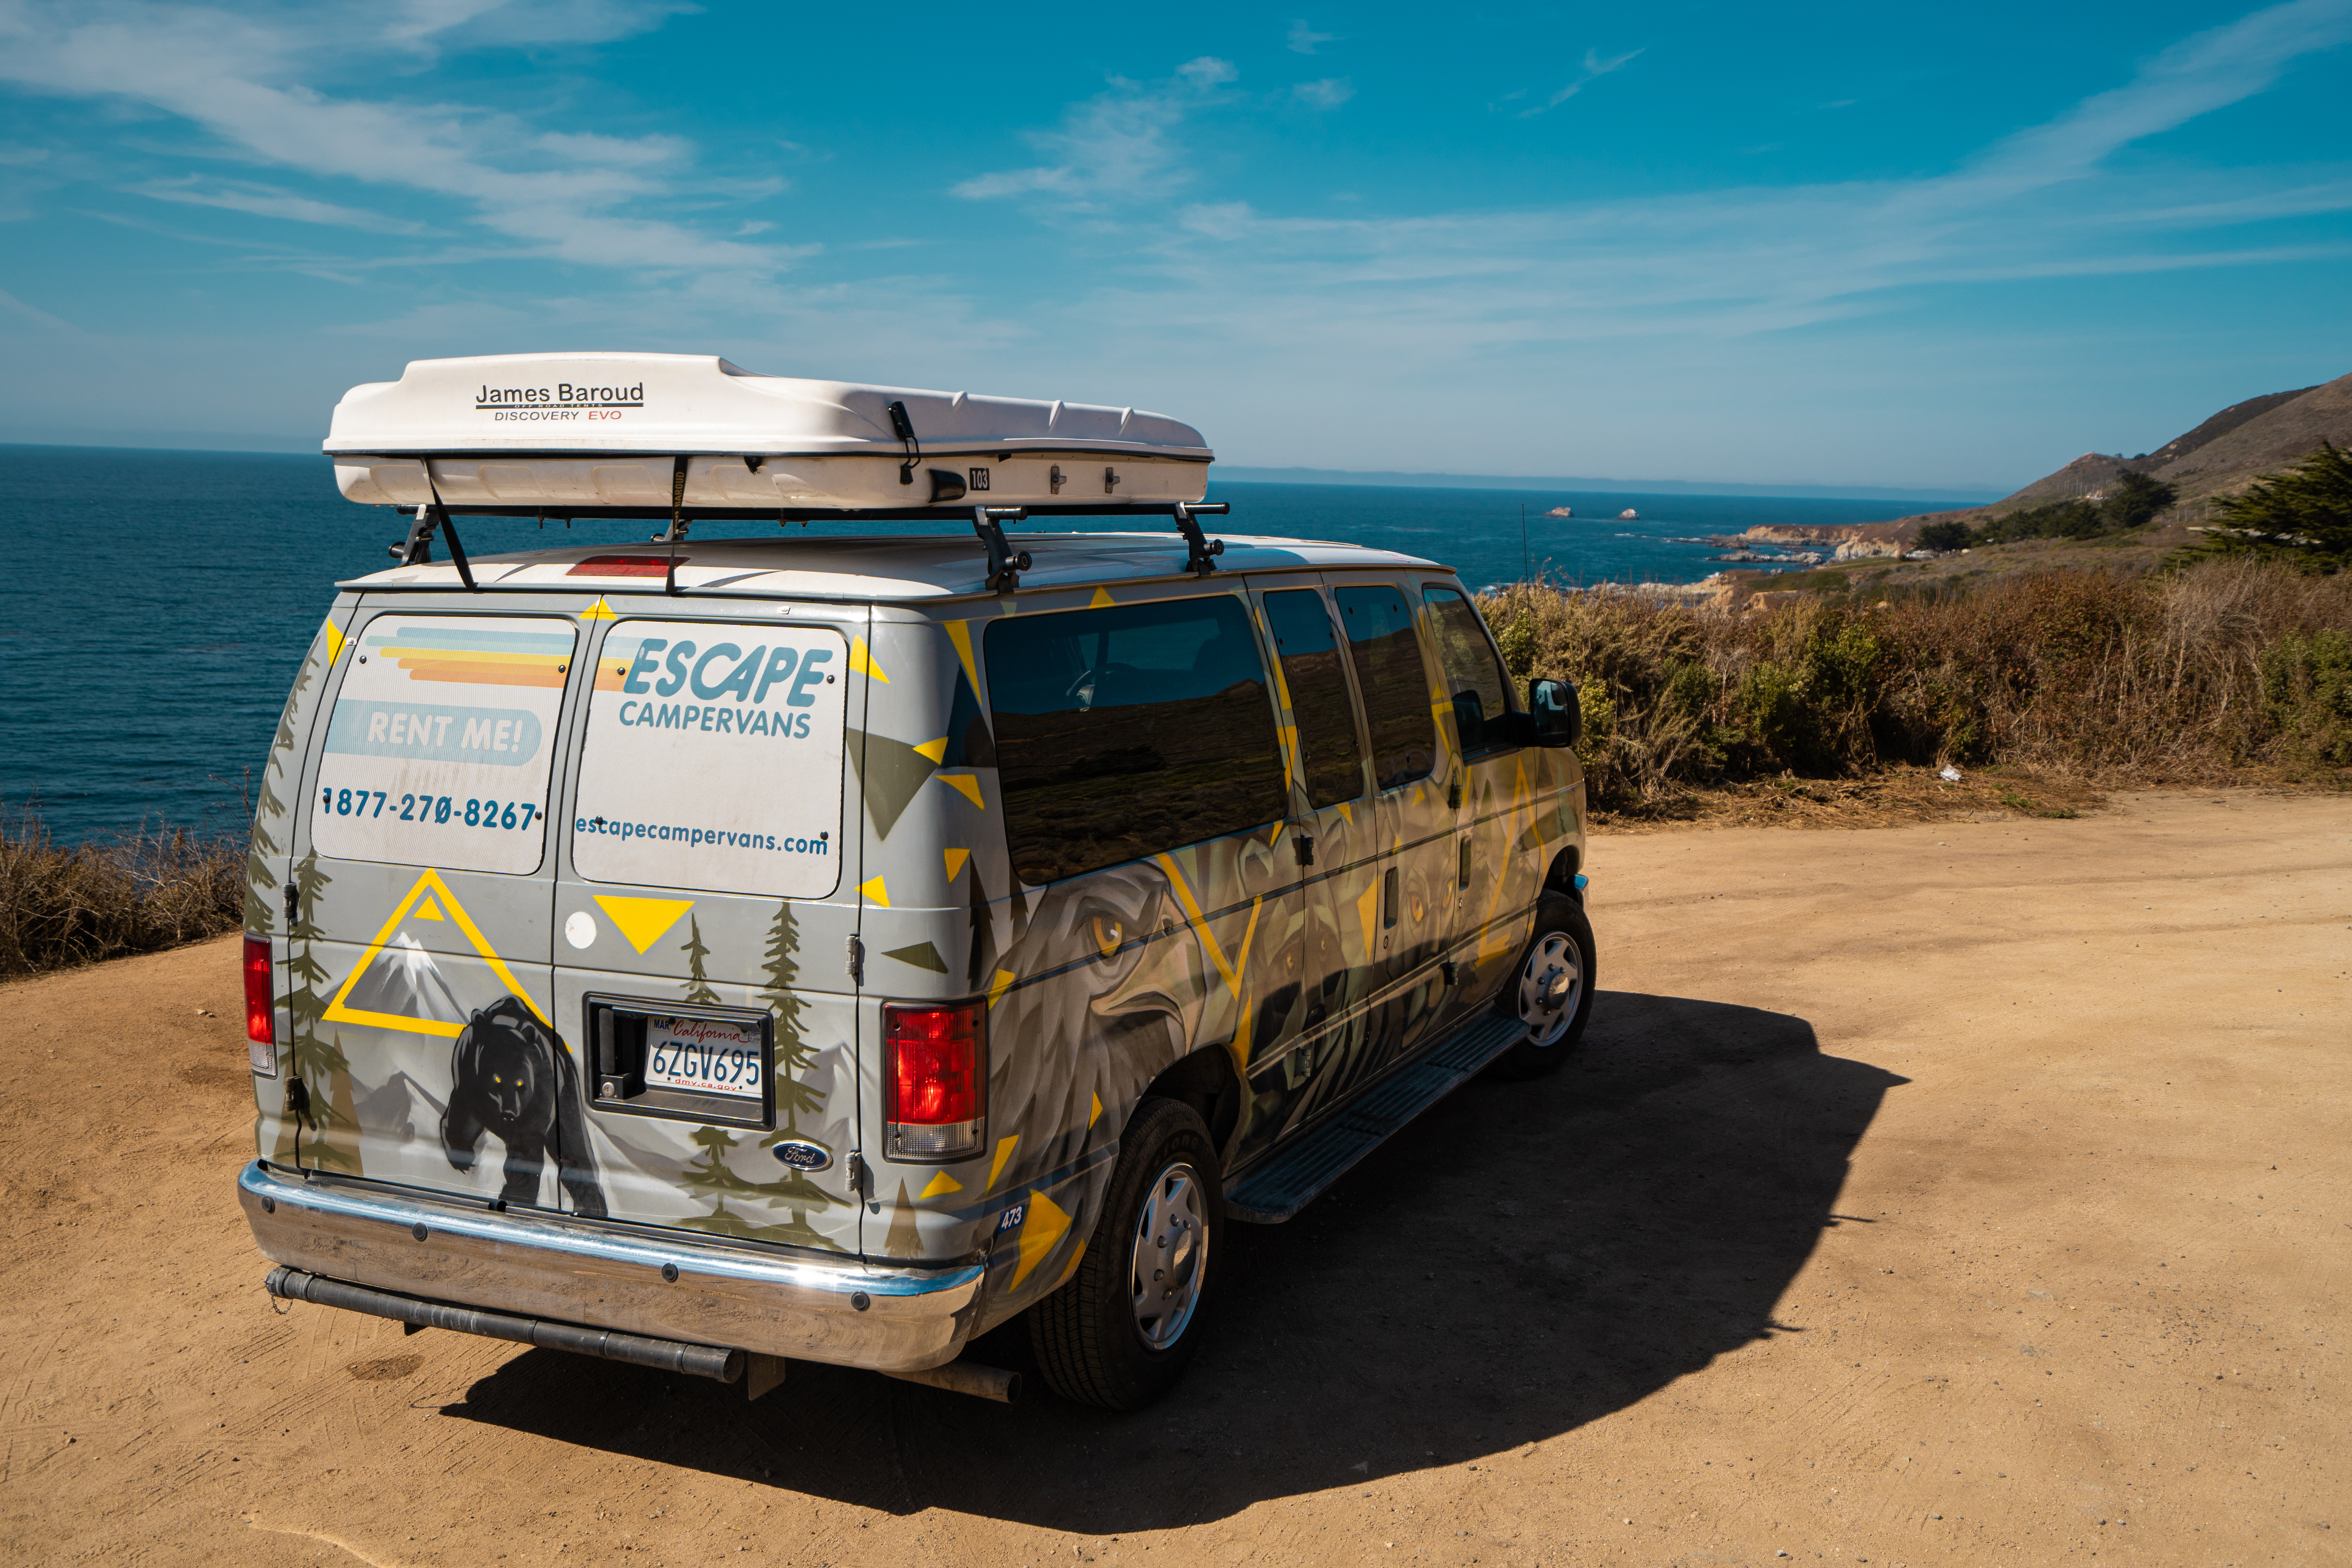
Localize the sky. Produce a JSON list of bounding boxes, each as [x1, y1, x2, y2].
[[0, 0, 2348, 494]]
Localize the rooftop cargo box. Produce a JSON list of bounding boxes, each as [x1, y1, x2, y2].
[[323, 352, 1213, 517]]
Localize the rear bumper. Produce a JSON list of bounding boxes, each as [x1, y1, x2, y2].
[[236, 1160, 986, 1373]]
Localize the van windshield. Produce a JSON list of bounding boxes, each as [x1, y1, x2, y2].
[[984, 596, 1287, 886]]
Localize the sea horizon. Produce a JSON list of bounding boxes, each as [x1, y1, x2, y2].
[[6, 443, 1929, 844]]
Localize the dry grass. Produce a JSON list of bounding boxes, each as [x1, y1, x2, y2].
[[0, 809, 245, 978], [1486, 557, 2352, 817]]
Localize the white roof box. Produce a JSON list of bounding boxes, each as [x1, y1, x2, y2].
[[324, 352, 1212, 517]]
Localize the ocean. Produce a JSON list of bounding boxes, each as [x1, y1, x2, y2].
[[2, 445, 1939, 844]]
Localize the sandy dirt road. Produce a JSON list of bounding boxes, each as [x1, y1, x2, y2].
[[2, 790, 2345, 1567]]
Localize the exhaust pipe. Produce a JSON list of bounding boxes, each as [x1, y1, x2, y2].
[[265, 1266, 745, 1384], [885, 1359, 1023, 1404]]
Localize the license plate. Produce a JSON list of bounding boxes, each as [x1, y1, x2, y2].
[[644, 1014, 765, 1100]]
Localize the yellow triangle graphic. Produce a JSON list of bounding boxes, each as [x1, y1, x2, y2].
[[414, 896, 445, 922], [912, 736, 949, 764], [935, 771, 984, 809], [986, 1134, 1020, 1192], [1089, 586, 1115, 609], [919, 1170, 964, 1200], [580, 595, 618, 621], [859, 875, 890, 908], [849, 636, 889, 684], [943, 847, 971, 882], [320, 617, 347, 668], [1049, 1238, 1089, 1292], [1011, 1187, 1074, 1288], [1355, 877, 1382, 958], [943, 619, 978, 688], [1089, 1092, 1103, 1127], [323, 869, 547, 1037], [987, 967, 1016, 1008], [592, 895, 696, 955]]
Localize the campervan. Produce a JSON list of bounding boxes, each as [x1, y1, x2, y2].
[[236, 352, 1593, 1409]]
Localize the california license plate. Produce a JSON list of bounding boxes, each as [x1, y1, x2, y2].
[[644, 1014, 765, 1101]]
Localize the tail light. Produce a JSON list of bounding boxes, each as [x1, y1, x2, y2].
[[884, 1001, 986, 1161], [243, 934, 277, 1073]]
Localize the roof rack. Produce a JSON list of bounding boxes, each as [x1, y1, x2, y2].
[[377, 465, 1232, 597]]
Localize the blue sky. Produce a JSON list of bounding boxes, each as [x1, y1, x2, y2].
[[1, 0, 2348, 492]]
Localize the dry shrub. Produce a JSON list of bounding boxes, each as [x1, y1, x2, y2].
[[0, 808, 245, 978], [1483, 558, 2352, 813]]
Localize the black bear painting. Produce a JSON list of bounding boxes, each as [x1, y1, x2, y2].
[[441, 996, 608, 1217]]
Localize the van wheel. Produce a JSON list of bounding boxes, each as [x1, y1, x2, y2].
[[1487, 892, 1596, 1080], [1028, 1096, 1221, 1410]]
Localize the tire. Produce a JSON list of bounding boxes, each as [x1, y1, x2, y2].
[[1028, 1096, 1221, 1410], [1486, 891, 1597, 1080]]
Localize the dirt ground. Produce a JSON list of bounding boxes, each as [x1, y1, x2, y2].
[[2, 789, 2346, 1567]]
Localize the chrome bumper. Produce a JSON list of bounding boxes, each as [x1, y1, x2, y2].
[[236, 1161, 986, 1373]]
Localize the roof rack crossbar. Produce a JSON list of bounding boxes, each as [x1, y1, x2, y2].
[[973, 507, 1032, 594]]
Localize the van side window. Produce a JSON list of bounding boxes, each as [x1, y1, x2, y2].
[[312, 615, 576, 875], [985, 596, 1288, 886], [1333, 585, 1436, 791], [1260, 589, 1368, 809], [1423, 586, 1515, 755]]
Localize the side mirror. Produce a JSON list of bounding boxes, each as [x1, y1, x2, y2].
[[1528, 678, 1581, 749]]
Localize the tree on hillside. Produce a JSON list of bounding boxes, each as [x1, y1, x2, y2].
[[1914, 519, 1972, 552], [2183, 441, 2352, 573], [1968, 472, 2180, 548]]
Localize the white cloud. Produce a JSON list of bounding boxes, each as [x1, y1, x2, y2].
[[1294, 78, 1356, 110], [1019, 0, 2352, 379], [1521, 46, 1644, 116], [952, 58, 1239, 205], [1287, 20, 1335, 55], [130, 176, 431, 234], [0, 0, 804, 283]]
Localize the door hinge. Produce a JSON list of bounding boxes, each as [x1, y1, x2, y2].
[[1440, 959, 1459, 986], [846, 935, 865, 985], [844, 1152, 869, 1201], [282, 881, 299, 927], [1448, 780, 1462, 810], [1293, 833, 1315, 867]]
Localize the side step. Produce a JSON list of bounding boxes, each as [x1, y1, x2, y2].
[[1223, 1010, 1526, 1223]]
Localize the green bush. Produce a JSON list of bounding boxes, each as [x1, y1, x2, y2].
[[1480, 556, 2352, 813], [2260, 629, 2352, 767]]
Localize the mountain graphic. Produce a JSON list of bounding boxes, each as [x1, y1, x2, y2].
[[339, 932, 469, 1027]]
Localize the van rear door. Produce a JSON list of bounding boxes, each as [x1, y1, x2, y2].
[[546, 604, 867, 1256], [284, 607, 578, 1205]]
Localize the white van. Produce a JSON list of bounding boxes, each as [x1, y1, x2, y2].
[[238, 353, 1593, 1409]]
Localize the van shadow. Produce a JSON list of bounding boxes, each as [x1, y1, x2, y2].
[[440, 991, 1904, 1528]]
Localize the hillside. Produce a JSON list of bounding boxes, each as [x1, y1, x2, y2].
[[1973, 370, 2352, 523]]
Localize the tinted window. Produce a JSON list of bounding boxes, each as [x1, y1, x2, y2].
[[1261, 589, 1367, 809], [1424, 586, 1514, 754], [1334, 585, 1436, 791], [985, 596, 1289, 886]]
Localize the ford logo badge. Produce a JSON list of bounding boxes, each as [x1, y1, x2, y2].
[[770, 1140, 833, 1173]]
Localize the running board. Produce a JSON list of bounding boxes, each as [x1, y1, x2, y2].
[[1223, 1011, 1527, 1224]]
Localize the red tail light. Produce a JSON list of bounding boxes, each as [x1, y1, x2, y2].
[[243, 935, 275, 1049], [884, 1001, 985, 1160]]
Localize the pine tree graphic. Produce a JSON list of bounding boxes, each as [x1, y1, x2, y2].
[[679, 915, 719, 1005], [278, 851, 360, 1172], [752, 900, 842, 1250]]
